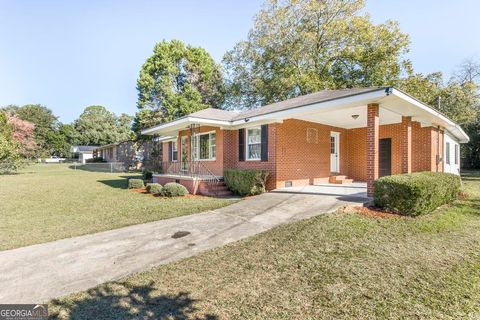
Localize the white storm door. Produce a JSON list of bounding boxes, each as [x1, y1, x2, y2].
[[330, 132, 340, 173]]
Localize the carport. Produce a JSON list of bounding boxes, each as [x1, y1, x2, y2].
[[273, 182, 368, 199]]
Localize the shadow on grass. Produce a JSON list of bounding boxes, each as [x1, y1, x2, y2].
[[97, 179, 128, 189], [461, 170, 480, 181], [455, 197, 480, 217], [67, 164, 129, 174], [49, 281, 217, 320]]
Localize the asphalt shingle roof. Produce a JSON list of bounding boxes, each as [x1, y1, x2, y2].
[[232, 87, 386, 121], [186, 87, 387, 123]]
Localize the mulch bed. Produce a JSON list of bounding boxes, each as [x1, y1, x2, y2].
[[129, 188, 208, 199], [345, 205, 406, 219]]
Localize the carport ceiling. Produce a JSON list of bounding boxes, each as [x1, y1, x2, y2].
[[294, 105, 402, 129]]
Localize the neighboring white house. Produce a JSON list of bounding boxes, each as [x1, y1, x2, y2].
[[70, 146, 98, 164]]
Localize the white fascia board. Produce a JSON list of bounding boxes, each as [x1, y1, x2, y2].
[[141, 117, 231, 135], [229, 89, 386, 126], [156, 136, 176, 142], [391, 89, 470, 143], [229, 119, 284, 130]]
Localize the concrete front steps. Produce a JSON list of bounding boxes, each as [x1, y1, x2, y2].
[[198, 180, 234, 197], [329, 175, 353, 185]]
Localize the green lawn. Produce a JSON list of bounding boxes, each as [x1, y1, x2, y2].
[[49, 171, 480, 319], [0, 164, 234, 250]]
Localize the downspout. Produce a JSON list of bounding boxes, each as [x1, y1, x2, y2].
[[437, 125, 441, 172], [436, 97, 441, 172]]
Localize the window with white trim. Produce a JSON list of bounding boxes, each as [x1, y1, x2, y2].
[[246, 127, 261, 160], [191, 132, 216, 160], [171, 141, 178, 161]]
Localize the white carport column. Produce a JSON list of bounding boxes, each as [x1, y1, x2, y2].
[[367, 103, 379, 197], [401, 116, 412, 174]]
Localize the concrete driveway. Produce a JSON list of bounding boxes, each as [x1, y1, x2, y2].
[[0, 192, 366, 303]]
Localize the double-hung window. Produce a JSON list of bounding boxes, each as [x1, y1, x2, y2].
[[191, 132, 216, 160], [171, 141, 178, 162], [246, 127, 261, 160]]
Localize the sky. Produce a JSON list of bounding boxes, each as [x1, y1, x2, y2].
[[0, 0, 479, 124]]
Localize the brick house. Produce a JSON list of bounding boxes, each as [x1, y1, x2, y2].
[[94, 140, 160, 169], [141, 87, 469, 196]]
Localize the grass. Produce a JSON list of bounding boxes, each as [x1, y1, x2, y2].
[[0, 164, 234, 250], [49, 171, 480, 319]]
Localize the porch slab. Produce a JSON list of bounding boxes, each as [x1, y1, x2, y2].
[[152, 173, 223, 180], [273, 182, 368, 199]]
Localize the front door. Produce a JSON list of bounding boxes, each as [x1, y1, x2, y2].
[[330, 132, 340, 173], [379, 138, 392, 177]]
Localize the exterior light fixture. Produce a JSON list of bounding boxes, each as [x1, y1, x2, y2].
[[351, 114, 359, 120]]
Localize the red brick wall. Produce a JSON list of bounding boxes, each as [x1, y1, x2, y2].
[[177, 126, 225, 176], [274, 119, 348, 188], [348, 122, 445, 182], [412, 122, 432, 172], [158, 118, 447, 191], [223, 124, 277, 190]]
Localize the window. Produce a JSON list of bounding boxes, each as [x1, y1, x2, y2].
[[330, 136, 335, 154], [446, 142, 450, 165], [171, 141, 178, 161], [246, 127, 261, 160], [455, 144, 459, 165], [191, 132, 216, 160]]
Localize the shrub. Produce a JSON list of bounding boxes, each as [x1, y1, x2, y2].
[[161, 182, 188, 197], [86, 157, 106, 163], [142, 170, 153, 180], [128, 178, 144, 189], [224, 169, 269, 196], [146, 183, 162, 194], [373, 172, 461, 216]]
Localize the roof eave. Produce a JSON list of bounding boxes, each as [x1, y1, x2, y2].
[[141, 117, 232, 135], [390, 88, 470, 143]]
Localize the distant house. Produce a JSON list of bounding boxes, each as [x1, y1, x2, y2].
[[140, 87, 469, 196], [94, 140, 160, 169], [70, 146, 98, 164]]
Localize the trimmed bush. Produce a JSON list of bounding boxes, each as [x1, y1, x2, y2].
[[224, 169, 269, 196], [161, 182, 188, 197], [146, 183, 162, 194], [373, 172, 461, 216], [128, 178, 144, 189]]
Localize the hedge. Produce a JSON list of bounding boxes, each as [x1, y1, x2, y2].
[[224, 169, 269, 196], [146, 183, 162, 194], [161, 182, 188, 197], [373, 172, 461, 216], [128, 178, 144, 189]]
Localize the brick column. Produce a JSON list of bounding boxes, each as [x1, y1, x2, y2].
[[367, 104, 379, 197], [401, 116, 412, 174]]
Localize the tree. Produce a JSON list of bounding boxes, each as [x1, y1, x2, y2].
[[135, 39, 225, 131], [74, 106, 134, 145], [0, 111, 22, 173], [6, 114, 37, 158], [59, 124, 81, 146], [223, 0, 410, 109], [2, 104, 67, 157], [396, 60, 480, 168]]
